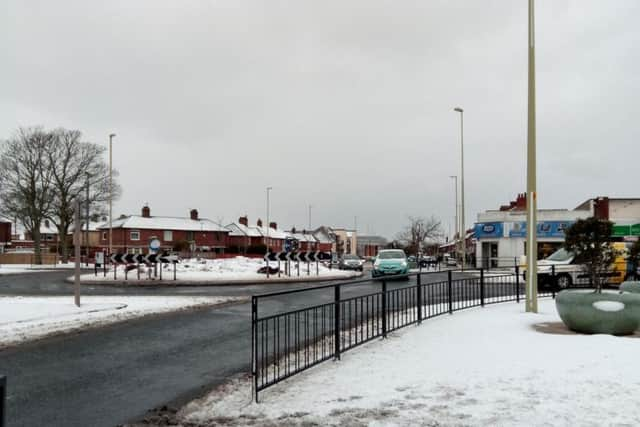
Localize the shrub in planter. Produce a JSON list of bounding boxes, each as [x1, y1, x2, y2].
[[555, 218, 640, 335]]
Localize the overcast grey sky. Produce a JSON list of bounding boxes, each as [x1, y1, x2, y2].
[[2, 1, 639, 239]]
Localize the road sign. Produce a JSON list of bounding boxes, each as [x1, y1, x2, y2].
[[317, 252, 332, 261], [277, 251, 288, 261], [95, 251, 105, 265], [108, 253, 179, 264], [264, 252, 278, 262], [149, 238, 161, 251], [295, 252, 304, 262], [110, 253, 124, 263]]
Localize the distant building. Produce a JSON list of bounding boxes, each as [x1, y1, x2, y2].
[[356, 235, 387, 257], [69, 216, 109, 255], [225, 216, 286, 253], [98, 205, 228, 254], [473, 194, 624, 268], [313, 226, 357, 256]]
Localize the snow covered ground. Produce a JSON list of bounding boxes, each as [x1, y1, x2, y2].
[[80, 256, 361, 283], [0, 295, 242, 347], [180, 299, 640, 426]]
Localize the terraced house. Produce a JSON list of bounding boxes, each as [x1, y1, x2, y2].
[[98, 205, 229, 254]]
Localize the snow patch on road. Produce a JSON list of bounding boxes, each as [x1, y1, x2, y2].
[[0, 295, 242, 347], [180, 299, 640, 426]]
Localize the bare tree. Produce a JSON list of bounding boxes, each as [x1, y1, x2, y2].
[[396, 215, 443, 255], [0, 127, 56, 264], [47, 128, 121, 262]]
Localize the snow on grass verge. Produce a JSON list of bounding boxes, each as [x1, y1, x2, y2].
[[0, 262, 80, 275], [179, 299, 640, 427], [80, 256, 361, 283], [0, 295, 243, 347]]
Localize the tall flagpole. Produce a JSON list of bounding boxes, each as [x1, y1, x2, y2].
[[526, 0, 538, 313]]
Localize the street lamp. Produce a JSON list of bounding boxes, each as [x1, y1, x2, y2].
[[453, 107, 465, 269], [108, 133, 115, 256], [266, 187, 272, 250], [449, 175, 459, 261], [526, 0, 538, 313]]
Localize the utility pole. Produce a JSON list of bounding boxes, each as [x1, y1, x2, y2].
[[449, 175, 459, 262], [74, 200, 81, 307], [526, 0, 538, 313], [85, 172, 90, 267], [453, 107, 465, 270], [108, 133, 115, 256], [266, 187, 272, 248]]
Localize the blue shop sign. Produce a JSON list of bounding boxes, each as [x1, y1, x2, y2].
[[475, 222, 504, 238], [509, 221, 573, 238]]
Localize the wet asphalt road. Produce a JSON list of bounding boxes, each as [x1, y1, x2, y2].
[[0, 268, 457, 426]]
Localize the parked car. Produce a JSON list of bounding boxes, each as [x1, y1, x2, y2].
[[407, 255, 418, 269], [522, 243, 633, 289], [372, 249, 409, 278], [339, 254, 364, 271], [419, 255, 437, 268]]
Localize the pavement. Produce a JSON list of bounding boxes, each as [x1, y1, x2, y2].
[[0, 267, 458, 426]]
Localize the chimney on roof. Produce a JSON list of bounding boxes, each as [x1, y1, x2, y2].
[[190, 209, 198, 220], [257, 218, 263, 227], [593, 196, 610, 220], [142, 204, 151, 218], [269, 222, 277, 230], [515, 193, 526, 210], [239, 216, 248, 226]]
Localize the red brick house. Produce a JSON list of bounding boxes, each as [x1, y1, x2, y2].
[[225, 216, 286, 253], [98, 205, 228, 254], [287, 230, 319, 252]]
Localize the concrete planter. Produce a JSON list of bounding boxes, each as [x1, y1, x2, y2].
[[555, 289, 640, 335], [620, 281, 640, 294]]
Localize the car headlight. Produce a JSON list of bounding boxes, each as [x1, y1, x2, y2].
[[400, 261, 407, 267], [374, 261, 380, 268]]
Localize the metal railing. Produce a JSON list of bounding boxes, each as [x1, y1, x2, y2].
[[1, 375, 5, 427], [251, 267, 562, 401]]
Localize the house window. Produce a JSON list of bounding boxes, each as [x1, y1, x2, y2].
[[186, 231, 194, 241], [130, 230, 140, 241], [164, 230, 173, 242], [102, 232, 107, 240], [46, 235, 53, 241]]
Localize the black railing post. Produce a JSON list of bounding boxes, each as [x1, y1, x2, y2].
[[334, 284, 341, 360], [417, 273, 423, 324], [552, 265, 556, 299], [382, 279, 387, 338], [251, 296, 259, 402], [1, 375, 5, 427], [447, 270, 453, 314], [515, 265, 520, 303], [480, 268, 485, 307]]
